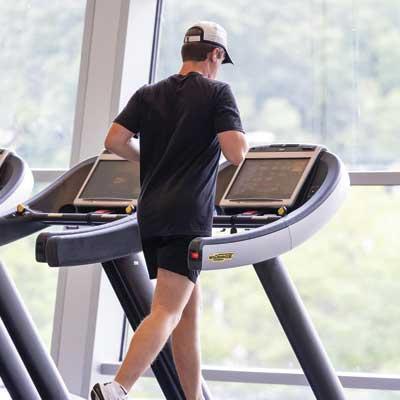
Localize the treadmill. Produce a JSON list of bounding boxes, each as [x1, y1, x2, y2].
[[0, 149, 37, 400], [0, 144, 349, 400], [0, 150, 84, 400], [0, 151, 199, 400]]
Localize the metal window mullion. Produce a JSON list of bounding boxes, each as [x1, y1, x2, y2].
[[51, 0, 132, 397], [69, 0, 96, 168], [32, 169, 66, 182], [99, 363, 400, 391], [349, 171, 400, 186], [148, 0, 164, 84]]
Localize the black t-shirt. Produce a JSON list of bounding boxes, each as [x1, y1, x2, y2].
[[114, 72, 244, 239]]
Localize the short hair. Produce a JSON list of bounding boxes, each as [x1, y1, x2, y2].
[[181, 42, 224, 62]]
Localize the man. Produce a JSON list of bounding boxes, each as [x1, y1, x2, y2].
[[90, 21, 248, 400]]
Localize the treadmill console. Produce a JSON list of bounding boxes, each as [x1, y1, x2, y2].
[[219, 145, 323, 209], [74, 150, 140, 208]]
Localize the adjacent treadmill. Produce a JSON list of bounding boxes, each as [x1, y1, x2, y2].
[[0, 144, 349, 400], [0, 150, 84, 400], [0, 149, 38, 400]]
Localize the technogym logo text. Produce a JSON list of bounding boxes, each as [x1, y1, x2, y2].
[[208, 252, 234, 262]]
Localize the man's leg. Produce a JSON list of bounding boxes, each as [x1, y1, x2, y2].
[[172, 282, 203, 400], [114, 268, 195, 392]]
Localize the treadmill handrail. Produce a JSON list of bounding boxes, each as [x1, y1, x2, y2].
[[40, 215, 141, 267], [35, 214, 138, 262]]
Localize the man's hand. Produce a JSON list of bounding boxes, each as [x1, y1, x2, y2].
[[104, 123, 140, 163]]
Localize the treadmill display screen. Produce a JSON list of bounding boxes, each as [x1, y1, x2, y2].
[[79, 160, 140, 201], [226, 158, 309, 201]]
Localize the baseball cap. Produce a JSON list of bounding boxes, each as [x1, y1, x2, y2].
[[183, 21, 233, 64]]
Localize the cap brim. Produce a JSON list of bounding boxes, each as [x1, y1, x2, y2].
[[222, 51, 234, 64], [184, 38, 234, 64], [200, 40, 234, 64]]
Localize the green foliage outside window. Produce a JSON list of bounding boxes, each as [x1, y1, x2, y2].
[[158, 0, 400, 170], [0, 0, 85, 168]]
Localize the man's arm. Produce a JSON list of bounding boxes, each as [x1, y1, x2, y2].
[[104, 123, 140, 163], [217, 130, 249, 166], [214, 83, 248, 166]]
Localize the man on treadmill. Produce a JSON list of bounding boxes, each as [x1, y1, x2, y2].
[[90, 21, 248, 400]]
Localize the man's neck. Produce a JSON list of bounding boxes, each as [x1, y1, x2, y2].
[[178, 62, 209, 78]]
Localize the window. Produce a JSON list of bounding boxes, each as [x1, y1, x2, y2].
[[0, 0, 87, 169], [157, 0, 400, 171]]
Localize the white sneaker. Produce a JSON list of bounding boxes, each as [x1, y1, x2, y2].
[[90, 382, 128, 400]]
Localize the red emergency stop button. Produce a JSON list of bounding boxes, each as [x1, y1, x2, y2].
[[190, 251, 200, 260]]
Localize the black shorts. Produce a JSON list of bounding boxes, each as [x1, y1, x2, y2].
[[142, 235, 200, 284]]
